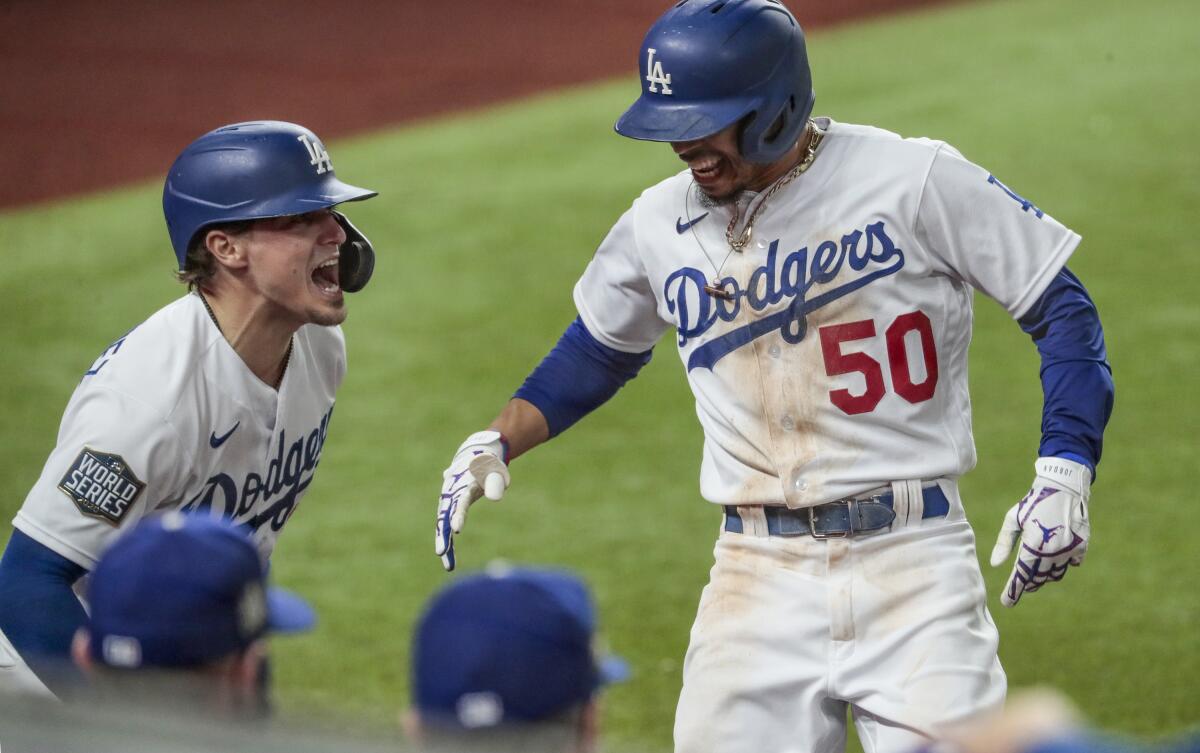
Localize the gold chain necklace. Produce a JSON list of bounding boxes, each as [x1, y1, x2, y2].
[[724, 119, 825, 256], [697, 120, 826, 301]]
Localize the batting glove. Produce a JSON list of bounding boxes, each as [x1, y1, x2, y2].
[[435, 430, 510, 572], [990, 457, 1091, 607]]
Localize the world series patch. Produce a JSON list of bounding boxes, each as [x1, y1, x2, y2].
[[57, 448, 145, 526]]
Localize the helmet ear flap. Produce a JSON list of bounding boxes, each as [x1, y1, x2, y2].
[[333, 211, 375, 293], [735, 109, 788, 161], [734, 111, 758, 159], [762, 101, 793, 143], [740, 90, 811, 163]]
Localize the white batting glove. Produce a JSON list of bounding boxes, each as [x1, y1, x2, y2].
[[434, 430, 510, 572], [990, 457, 1091, 607]]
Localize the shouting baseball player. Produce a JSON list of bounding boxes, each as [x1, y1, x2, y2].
[[0, 121, 377, 698], [435, 2, 1114, 752]]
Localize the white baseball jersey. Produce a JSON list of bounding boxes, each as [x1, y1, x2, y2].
[[574, 119, 1080, 508], [14, 292, 344, 569]]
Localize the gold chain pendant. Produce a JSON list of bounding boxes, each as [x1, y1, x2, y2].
[[704, 282, 734, 300]]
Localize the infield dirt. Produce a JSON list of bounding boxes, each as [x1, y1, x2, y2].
[[0, 0, 957, 209]]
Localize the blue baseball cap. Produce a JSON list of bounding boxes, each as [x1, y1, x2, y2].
[[86, 512, 315, 669], [412, 566, 628, 729]]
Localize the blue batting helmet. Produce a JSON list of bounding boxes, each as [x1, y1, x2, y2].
[[162, 121, 377, 271], [614, 0, 815, 163]]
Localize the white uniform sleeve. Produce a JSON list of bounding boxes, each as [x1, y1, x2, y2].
[[327, 324, 348, 388], [573, 205, 670, 353], [14, 386, 186, 569], [914, 144, 1081, 318]]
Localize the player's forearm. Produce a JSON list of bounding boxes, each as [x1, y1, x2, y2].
[[1019, 267, 1114, 471], [0, 529, 88, 694], [488, 398, 550, 461], [1036, 360, 1113, 468], [508, 316, 653, 448]]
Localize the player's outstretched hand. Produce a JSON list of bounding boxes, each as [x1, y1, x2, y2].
[[990, 457, 1091, 607], [435, 430, 510, 572]]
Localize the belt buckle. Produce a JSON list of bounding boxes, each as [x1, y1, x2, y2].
[[808, 500, 852, 539]]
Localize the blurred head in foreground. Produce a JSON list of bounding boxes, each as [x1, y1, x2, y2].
[[71, 512, 315, 721], [917, 687, 1200, 753], [408, 565, 627, 753]]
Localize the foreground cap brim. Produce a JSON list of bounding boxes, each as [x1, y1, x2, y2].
[[267, 587, 317, 634], [615, 95, 749, 144]]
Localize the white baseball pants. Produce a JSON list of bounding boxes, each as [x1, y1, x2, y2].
[[674, 480, 1005, 753]]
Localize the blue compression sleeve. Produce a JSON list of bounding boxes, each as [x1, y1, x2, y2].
[[1018, 267, 1114, 473], [0, 529, 88, 691], [514, 317, 653, 438]]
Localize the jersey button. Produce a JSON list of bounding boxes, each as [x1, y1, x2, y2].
[[789, 467, 809, 492], [780, 415, 795, 432], [768, 344, 781, 358]]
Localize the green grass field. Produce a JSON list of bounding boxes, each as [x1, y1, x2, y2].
[[2, 0, 1197, 749]]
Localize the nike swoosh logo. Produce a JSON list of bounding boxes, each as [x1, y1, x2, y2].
[[209, 422, 240, 449], [676, 213, 709, 234]]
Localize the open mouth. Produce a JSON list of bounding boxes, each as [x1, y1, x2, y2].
[[311, 257, 340, 296], [687, 154, 724, 185]]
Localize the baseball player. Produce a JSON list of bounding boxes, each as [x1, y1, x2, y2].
[[434, 2, 1113, 753], [70, 511, 316, 722], [0, 120, 377, 699]]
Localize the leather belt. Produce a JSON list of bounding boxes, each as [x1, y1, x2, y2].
[[723, 484, 950, 538]]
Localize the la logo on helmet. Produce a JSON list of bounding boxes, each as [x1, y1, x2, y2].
[[297, 133, 333, 175], [645, 48, 673, 95]]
